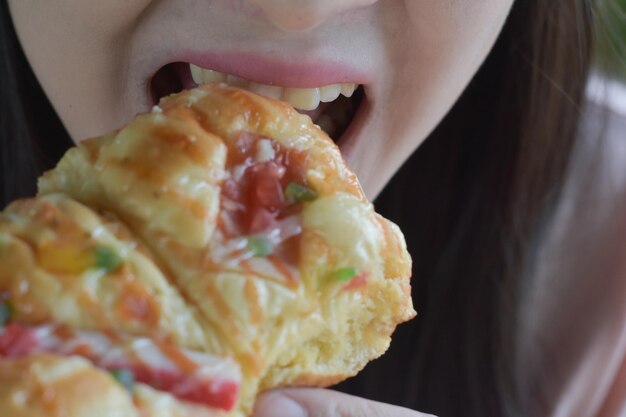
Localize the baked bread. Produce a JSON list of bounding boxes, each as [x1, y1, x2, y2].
[[0, 84, 415, 416]]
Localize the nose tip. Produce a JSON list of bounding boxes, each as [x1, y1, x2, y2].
[[250, 0, 378, 32]]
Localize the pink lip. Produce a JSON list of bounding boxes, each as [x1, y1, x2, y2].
[[172, 51, 372, 88]]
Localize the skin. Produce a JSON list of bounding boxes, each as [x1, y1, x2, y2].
[[252, 389, 437, 417], [8, 0, 514, 199], [8, 1, 515, 415]]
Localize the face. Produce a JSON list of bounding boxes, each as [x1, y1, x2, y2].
[[9, 0, 513, 199]]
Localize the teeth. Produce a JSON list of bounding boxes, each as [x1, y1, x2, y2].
[[340, 83, 357, 98], [248, 83, 283, 100], [226, 74, 248, 88], [203, 70, 226, 83], [320, 84, 342, 103], [190, 65, 226, 83], [283, 87, 321, 111], [189, 64, 359, 111], [190, 64, 202, 83]]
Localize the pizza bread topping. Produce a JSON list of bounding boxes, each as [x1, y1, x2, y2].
[[0, 323, 240, 411], [0, 84, 415, 417]]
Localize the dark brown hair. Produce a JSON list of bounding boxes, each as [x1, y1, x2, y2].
[[0, 0, 73, 204], [0, 1, 596, 416], [338, 1, 594, 416]]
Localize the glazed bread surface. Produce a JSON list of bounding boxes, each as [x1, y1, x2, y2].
[[0, 84, 415, 416]]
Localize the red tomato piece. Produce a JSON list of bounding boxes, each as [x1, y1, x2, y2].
[[130, 366, 239, 411], [222, 179, 241, 202], [249, 208, 279, 234], [342, 272, 369, 292], [0, 323, 241, 412], [0, 324, 38, 356], [254, 174, 285, 209]]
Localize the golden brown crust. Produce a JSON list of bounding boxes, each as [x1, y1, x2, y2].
[[1, 84, 415, 416], [269, 372, 352, 390], [0, 354, 137, 417], [0, 194, 209, 350]]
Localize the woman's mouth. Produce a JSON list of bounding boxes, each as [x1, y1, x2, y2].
[[149, 61, 365, 143], [190, 63, 358, 109]]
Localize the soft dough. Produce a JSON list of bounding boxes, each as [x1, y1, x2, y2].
[[0, 84, 415, 416]]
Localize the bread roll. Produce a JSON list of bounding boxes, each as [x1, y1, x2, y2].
[[0, 84, 415, 416]]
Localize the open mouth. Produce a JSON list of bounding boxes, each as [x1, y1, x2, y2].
[[149, 62, 365, 143]]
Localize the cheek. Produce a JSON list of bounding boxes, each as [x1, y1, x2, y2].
[[343, 1, 513, 198], [375, 0, 512, 180], [398, 0, 513, 123], [404, 0, 515, 63], [7, 0, 152, 141]]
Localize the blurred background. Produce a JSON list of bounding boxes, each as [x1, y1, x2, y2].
[[592, 0, 626, 112], [596, 0, 626, 80]]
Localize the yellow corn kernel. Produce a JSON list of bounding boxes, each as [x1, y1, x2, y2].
[[37, 241, 94, 275]]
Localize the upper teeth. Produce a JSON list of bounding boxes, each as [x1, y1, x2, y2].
[[189, 64, 357, 111]]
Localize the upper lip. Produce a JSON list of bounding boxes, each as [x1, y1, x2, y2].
[[157, 50, 372, 88]]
